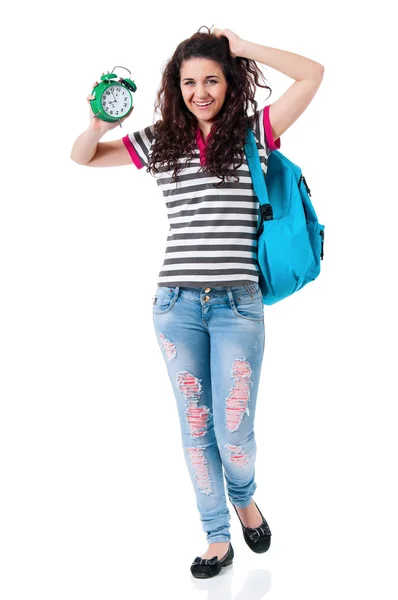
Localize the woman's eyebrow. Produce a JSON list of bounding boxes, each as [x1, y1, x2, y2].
[[182, 75, 220, 81]]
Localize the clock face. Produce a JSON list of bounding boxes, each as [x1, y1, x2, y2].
[[101, 84, 132, 117]]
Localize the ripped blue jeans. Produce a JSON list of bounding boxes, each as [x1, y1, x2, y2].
[[152, 283, 266, 544]]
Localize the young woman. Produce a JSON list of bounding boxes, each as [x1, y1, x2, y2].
[[71, 25, 324, 579]]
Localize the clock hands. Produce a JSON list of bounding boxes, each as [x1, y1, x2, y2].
[[100, 86, 127, 125], [109, 88, 125, 122]]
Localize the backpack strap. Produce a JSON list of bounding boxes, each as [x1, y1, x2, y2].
[[244, 126, 274, 234]]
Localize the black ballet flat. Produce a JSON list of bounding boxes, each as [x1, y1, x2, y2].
[[232, 501, 272, 553], [190, 542, 234, 578]]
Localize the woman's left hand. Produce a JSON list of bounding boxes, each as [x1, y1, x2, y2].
[[212, 27, 244, 59]]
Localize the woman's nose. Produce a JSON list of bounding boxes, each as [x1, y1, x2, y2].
[[196, 86, 209, 97]]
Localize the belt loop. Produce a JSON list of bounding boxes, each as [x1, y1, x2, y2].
[[227, 287, 234, 305]]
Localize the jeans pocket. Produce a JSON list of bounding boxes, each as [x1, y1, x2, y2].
[[229, 289, 264, 322], [152, 286, 178, 315]]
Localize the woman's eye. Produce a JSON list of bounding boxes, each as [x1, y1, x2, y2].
[[185, 80, 217, 85]]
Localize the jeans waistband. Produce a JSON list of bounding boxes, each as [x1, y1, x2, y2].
[[156, 282, 261, 302]]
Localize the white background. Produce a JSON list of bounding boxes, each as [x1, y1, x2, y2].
[[1, 1, 397, 598]]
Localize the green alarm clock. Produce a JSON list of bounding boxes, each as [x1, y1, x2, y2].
[[90, 66, 137, 123]]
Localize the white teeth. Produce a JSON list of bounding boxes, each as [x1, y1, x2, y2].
[[194, 101, 213, 106]]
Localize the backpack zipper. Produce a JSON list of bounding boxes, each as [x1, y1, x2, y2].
[[300, 175, 323, 259]]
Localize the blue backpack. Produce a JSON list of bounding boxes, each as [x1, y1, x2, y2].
[[244, 126, 325, 305]]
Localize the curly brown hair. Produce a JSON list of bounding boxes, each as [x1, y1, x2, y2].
[[146, 25, 272, 188]]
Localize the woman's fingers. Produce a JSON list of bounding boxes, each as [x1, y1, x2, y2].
[[88, 78, 99, 100]]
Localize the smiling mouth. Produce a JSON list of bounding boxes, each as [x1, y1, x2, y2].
[[193, 100, 215, 109]]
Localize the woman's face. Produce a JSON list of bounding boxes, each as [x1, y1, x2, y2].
[[179, 58, 228, 125]]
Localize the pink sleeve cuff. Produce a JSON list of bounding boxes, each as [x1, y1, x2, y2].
[[122, 135, 144, 169], [263, 104, 281, 151]]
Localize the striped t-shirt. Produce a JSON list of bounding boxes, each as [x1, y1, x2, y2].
[[122, 105, 281, 288]]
